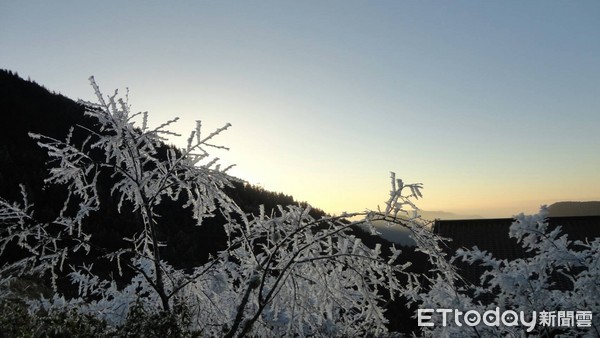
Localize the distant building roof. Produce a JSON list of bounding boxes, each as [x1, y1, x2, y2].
[[432, 216, 600, 299], [433, 216, 600, 256]]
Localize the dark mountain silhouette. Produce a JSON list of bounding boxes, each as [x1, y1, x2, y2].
[[548, 201, 600, 217]]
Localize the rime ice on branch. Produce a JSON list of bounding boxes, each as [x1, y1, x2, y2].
[[0, 78, 430, 337]]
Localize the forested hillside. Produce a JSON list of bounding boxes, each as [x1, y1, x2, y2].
[[0, 69, 331, 269], [1, 70, 429, 335]]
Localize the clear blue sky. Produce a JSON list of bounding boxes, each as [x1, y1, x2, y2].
[[2, 1, 599, 217]]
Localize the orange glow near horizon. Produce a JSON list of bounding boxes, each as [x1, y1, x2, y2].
[[2, 2, 598, 219]]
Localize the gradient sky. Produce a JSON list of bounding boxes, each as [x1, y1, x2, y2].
[[2, 1, 599, 218]]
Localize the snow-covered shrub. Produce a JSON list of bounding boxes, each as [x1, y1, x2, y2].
[[3, 76, 597, 337], [0, 78, 435, 337], [417, 207, 600, 337]]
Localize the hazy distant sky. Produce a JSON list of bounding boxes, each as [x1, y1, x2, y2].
[[2, 1, 599, 217]]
